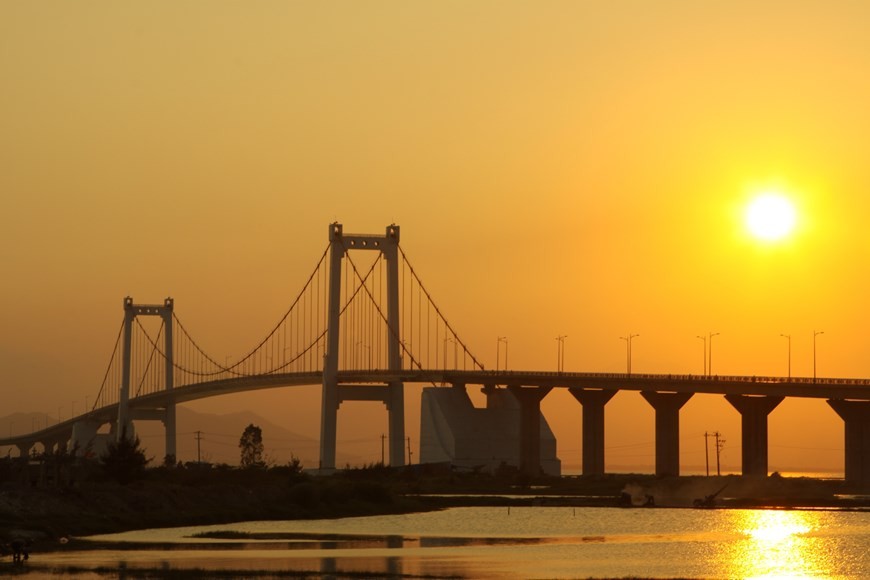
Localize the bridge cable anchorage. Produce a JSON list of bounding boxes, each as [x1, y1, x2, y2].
[[397, 245, 485, 371]]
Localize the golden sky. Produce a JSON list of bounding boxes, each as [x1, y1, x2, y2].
[[2, 1, 869, 472]]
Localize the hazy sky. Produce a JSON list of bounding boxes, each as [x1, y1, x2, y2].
[[3, 1, 869, 472]]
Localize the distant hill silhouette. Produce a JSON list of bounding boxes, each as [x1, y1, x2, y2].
[[0, 409, 367, 469]]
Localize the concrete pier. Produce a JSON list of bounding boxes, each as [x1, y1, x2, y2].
[[569, 388, 617, 475], [725, 394, 783, 476], [641, 391, 693, 477], [507, 385, 553, 477], [827, 399, 870, 485]]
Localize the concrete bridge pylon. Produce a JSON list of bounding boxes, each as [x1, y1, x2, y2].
[[320, 223, 404, 470], [119, 296, 176, 461]]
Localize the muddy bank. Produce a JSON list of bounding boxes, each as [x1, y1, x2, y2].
[[0, 475, 425, 544]]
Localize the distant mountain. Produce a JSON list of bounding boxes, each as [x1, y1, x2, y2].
[[0, 409, 367, 469]]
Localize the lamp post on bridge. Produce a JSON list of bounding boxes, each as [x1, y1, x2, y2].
[[813, 330, 824, 382], [496, 337, 508, 372], [619, 333, 639, 375], [780, 334, 791, 379], [708, 332, 720, 376], [555, 335, 567, 373], [696, 335, 707, 376]]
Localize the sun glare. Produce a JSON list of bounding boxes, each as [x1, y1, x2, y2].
[[745, 193, 797, 241]]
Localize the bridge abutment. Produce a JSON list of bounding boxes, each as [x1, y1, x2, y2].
[[508, 385, 553, 477], [725, 394, 783, 476], [569, 388, 617, 475], [641, 391, 693, 477], [827, 399, 870, 485]]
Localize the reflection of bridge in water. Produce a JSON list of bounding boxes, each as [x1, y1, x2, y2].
[[3, 224, 870, 484]]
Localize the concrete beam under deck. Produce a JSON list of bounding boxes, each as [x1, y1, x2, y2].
[[337, 384, 391, 404]]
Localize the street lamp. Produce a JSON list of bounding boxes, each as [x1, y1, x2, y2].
[[619, 333, 639, 375], [696, 335, 707, 376], [814, 330, 824, 381], [708, 332, 720, 376], [780, 334, 791, 379], [555, 335, 567, 373], [496, 337, 508, 371]]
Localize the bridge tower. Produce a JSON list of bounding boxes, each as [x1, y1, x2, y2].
[[321, 223, 403, 470], [119, 297, 176, 460]]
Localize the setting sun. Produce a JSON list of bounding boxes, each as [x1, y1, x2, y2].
[[746, 193, 797, 241]]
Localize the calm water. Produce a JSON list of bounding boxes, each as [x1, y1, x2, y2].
[[21, 506, 870, 578]]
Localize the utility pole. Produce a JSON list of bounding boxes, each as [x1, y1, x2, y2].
[[381, 434, 386, 465], [704, 432, 710, 476], [407, 436, 412, 465], [195, 431, 203, 463], [714, 431, 725, 476]]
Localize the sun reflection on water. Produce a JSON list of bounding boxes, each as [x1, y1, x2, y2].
[[723, 510, 832, 579]]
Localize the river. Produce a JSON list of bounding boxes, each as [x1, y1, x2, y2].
[[14, 506, 870, 578]]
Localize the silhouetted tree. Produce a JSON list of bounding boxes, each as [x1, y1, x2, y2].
[[100, 428, 150, 484], [239, 424, 265, 468]]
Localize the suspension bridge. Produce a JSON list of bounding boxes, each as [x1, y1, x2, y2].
[[2, 223, 869, 484]]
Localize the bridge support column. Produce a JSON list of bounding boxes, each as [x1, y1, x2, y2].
[[508, 385, 552, 477], [384, 226, 404, 467], [725, 394, 783, 477], [118, 297, 135, 440], [320, 225, 345, 471], [827, 399, 870, 485], [569, 388, 617, 476], [15, 443, 32, 458], [162, 299, 176, 464], [641, 391, 693, 477]]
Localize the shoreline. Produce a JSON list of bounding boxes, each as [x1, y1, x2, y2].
[[2, 471, 867, 546]]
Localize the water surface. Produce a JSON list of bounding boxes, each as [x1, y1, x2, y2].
[[22, 506, 870, 578]]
